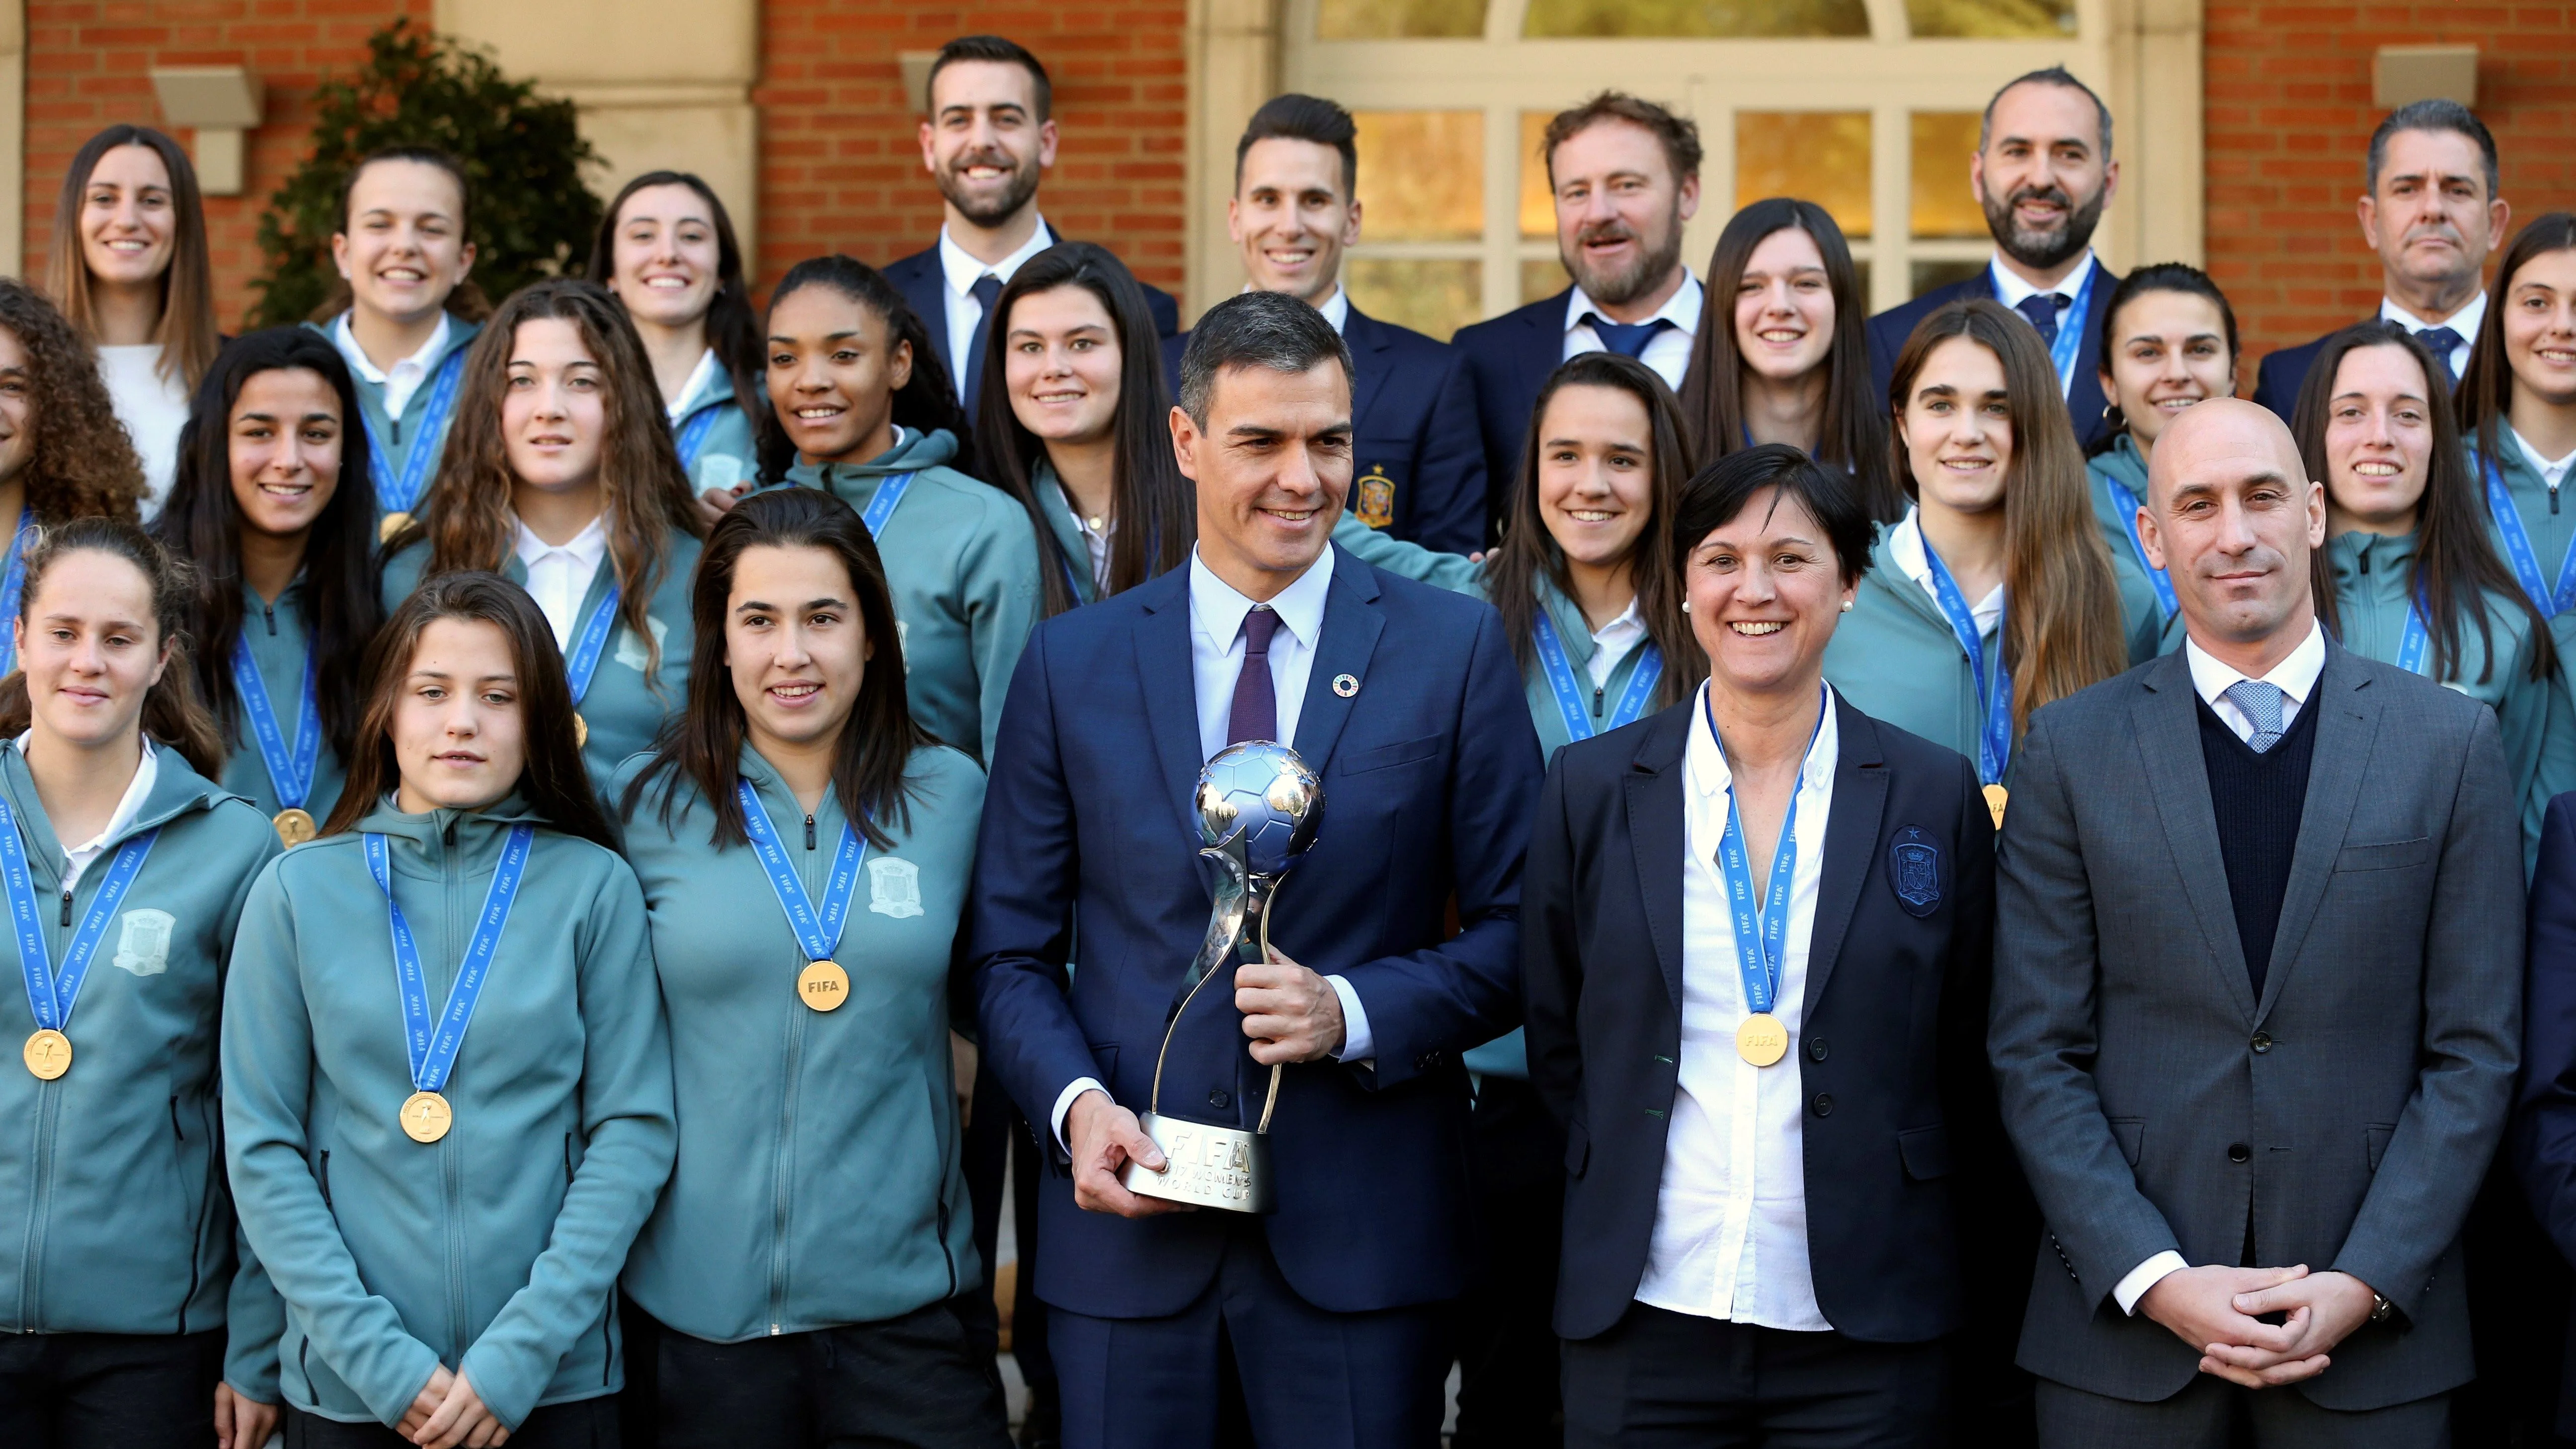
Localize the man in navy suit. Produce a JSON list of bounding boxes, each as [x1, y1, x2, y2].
[[971, 291, 1543, 1449], [880, 35, 1181, 425], [1452, 93, 1704, 540], [2252, 100, 2510, 420], [1160, 94, 1488, 554], [1865, 68, 2122, 450]]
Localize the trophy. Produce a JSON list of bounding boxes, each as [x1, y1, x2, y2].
[[1120, 740, 1323, 1213]]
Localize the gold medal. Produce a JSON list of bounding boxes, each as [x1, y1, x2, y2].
[[1736, 1013, 1788, 1067], [378, 510, 411, 544], [22, 1028, 69, 1080], [797, 959, 849, 1011], [1984, 783, 2009, 830], [574, 713, 589, 749], [273, 807, 318, 846], [400, 1090, 453, 1143]]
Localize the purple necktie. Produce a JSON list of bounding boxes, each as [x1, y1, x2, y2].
[[1227, 607, 1283, 745]]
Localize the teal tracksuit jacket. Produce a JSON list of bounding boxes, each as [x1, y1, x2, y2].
[[614, 744, 984, 1340], [2324, 528, 2574, 868], [219, 578, 352, 827], [222, 797, 674, 1429], [2088, 434, 2182, 663], [382, 529, 702, 791], [1032, 459, 1105, 607], [0, 740, 285, 1395], [670, 359, 760, 500], [303, 315, 482, 527], [1822, 526, 2002, 772], [774, 428, 1040, 762], [2475, 435, 2576, 772]]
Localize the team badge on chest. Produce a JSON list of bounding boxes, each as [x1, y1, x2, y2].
[[1355, 466, 1395, 530], [868, 857, 923, 919], [1888, 826, 1943, 917]]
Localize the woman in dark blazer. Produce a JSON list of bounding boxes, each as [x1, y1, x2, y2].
[[1521, 442, 2011, 1446]]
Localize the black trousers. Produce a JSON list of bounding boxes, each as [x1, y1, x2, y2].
[[283, 1395, 617, 1447], [1561, 1305, 1947, 1449], [1452, 1073, 1565, 1449], [635, 1301, 1013, 1449], [0, 1328, 224, 1449]]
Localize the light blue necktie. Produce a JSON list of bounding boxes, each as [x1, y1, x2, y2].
[[2222, 679, 2287, 754]]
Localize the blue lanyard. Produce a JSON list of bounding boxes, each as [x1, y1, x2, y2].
[[860, 471, 916, 537], [365, 823, 535, 1095], [673, 402, 724, 474], [734, 780, 866, 961], [361, 349, 468, 516], [1532, 613, 1663, 742], [2099, 475, 2178, 620], [1707, 683, 1828, 1018], [0, 510, 35, 678], [1920, 534, 2013, 785], [2396, 594, 2431, 676], [563, 585, 622, 706], [0, 786, 156, 1036], [231, 636, 322, 811], [2481, 451, 2576, 619]]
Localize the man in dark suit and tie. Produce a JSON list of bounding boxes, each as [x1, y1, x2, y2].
[[1865, 68, 2122, 450], [971, 290, 1543, 1449], [2252, 100, 2510, 420], [1990, 398, 2521, 1445], [1159, 94, 1488, 554], [1451, 93, 1703, 539], [881, 34, 1181, 425]]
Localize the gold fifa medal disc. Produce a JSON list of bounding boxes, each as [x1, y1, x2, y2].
[[574, 713, 589, 749], [378, 511, 412, 544], [1735, 1013, 1789, 1067], [400, 1090, 454, 1143], [1984, 783, 2009, 830], [273, 807, 318, 847], [798, 959, 850, 1011], [22, 1028, 70, 1080]]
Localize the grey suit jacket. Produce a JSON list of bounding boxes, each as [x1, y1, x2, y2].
[[1989, 642, 2521, 1410]]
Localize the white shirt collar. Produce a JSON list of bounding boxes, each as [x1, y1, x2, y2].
[[2516, 426, 2576, 490], [2184, 620, 2328, 715], [13, 733, 159, 886], [667, 348, 720, 422], [1887, 507, 2004, 635], [1988, 251, 2097, 311], [1238, 283, 1352, 334], [2381, 291, 2487, 342], [938, 217, 1057, 299], [332, 310, 451, 388], [1188, 543, 1335, 659], [1563, 272, 1703, 338], [514, 512, 611, 571], [1685, 680, 1840, 802]]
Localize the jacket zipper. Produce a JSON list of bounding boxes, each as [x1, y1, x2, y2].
[[262, 601, 276, 637], [1591, 684, 1605, 719], [768, 814, 817, 1333], [57, 887, 71, 928], [179, 1095, 208, 1333], [317, 1150, 331, 1209], [804, 813, 815, 850], [439, 818, 472, 1360]]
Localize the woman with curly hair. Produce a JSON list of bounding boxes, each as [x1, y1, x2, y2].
[[0, 280, 148, 675], [382, 279, 705, 786]]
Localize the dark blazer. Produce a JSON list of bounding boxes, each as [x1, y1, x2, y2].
[[1521, 692, 2004, 1344], [1452, 288, 1578, 535], [1990, 644, 2521, 1411], [881, 223, 1182, 419], [2513, 793, 2576, 1434], [969, 546, 1544, 1319], [1160, 302, 1488, 554], [1865, 260, 2120, 450], [2251, 327, 2351, 422]]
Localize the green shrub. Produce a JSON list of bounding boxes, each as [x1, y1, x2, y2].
[[247, 19, 602, 328]]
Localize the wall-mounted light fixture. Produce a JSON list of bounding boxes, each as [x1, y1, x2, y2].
[[149, 67, 266, 196]]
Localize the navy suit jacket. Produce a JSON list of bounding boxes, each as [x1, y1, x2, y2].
[[2251, 326, 2355, 423], [1160, 303, 1488, 554], [1866, 262, 2120, 451], [1452, 289, 1578, 537], [969, 547, 1544, 1318], [1521, 694, 2013, 1344], [882, 224, 1181, 423], [2514, 792, 2576, 1433]]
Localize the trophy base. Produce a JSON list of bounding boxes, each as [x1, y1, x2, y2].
[[1120, 1111, 1275, 1213]]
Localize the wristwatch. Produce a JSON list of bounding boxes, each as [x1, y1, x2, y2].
[[2369, 1291, 2395, 1324]]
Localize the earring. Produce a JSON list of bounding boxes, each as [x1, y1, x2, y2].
[[1682, 600, 1692, 614], [1840, 600, 1853, 613]]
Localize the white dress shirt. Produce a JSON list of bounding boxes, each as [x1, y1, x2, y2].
[[938, 218, 1059, 397], [1586, 597, 1648, 691], [14, 734, 159, 893], [2111, 621, 2329, 1314], [1562, 273, 1702, 391], [333, 311, 453, 422], [514, 514, 612, 652], [2382, 293, 2487, 380], [1635, 682, 1838, 1330], [1048, 544, 1375, 1150], [1241, 283, 1351, 335], [2517, 426, 2576, 492], [1887, 508, 2004, 636], [1989, 252, 2099, 396], [666, 348, 720, 423]]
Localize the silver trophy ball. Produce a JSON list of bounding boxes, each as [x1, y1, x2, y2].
[[1194, 741, 1323, 877]]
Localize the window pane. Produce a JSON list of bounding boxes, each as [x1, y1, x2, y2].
[[1355, 111, 1483, 242], [1520, 111, 1555, 240], [1905, 0, 2076, 37], [1910, 258, 1986, 299], [1909, 111, 1986, 239], [1318, 0, 1487, 38], [1736, 112, 1871, 241], [1346, 259, 1483, 341], [1523, 257, 1567, 304], [1524, 0, 1866, 38]]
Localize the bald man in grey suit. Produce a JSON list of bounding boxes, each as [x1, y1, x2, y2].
[[1988, 400, 2521, 1446]]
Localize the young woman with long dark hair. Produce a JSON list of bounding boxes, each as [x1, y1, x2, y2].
[[0, 280, 149, 685], [590, 170, 766, 518], [383, 279, 706, 786], [2459, 212, 2576, 625], [2086, 263, 2242, 654], [223, 572, 671, 1448], [759, 254, 1040, 762], [156, 328, 381, 842]]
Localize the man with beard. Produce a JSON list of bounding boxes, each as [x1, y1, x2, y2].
[[1865, 68, 2122, 449], [2252, 101, 2509, 419], [1452, 92, 1702, 542], [884, 35, 1181, 425]]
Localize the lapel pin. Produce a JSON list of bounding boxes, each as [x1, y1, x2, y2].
[[1332, 673, 1360, 698]]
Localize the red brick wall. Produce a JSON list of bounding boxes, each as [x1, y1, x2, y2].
[[2204, 2, 2576, 374], [24, 0, 435, 330], [754, 1, 1189, 292]]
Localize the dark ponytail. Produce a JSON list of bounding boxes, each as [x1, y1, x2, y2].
[[756, 254, 972, 484]]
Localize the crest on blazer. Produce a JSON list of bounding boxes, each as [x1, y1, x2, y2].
[[1889, 826, 1942, 917], [1355, 465, 1395, 529]]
